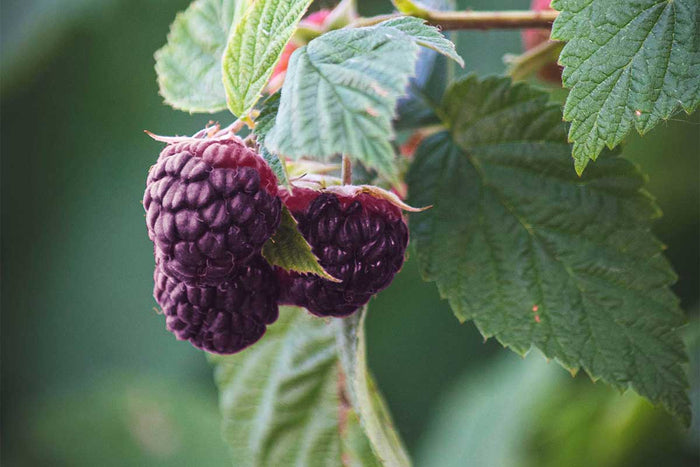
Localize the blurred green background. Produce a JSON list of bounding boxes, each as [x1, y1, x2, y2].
[[2, 0, 698, 465]]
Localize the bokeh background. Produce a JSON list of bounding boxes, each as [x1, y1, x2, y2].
[[2, 0, 698, 465]]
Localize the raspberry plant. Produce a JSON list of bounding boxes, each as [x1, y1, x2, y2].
[[147, 0, 698, 464]]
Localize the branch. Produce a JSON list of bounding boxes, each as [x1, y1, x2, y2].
[[352, 9, 559, 30]]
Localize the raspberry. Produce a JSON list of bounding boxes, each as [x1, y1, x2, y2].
[[153, 255, 279, 354], [521, 0, 562, 84], [144, 137, 281, 285], [277, 187, 409, 317]]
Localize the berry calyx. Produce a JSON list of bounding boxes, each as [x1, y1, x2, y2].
[[144, 137, 281, 285], [153, 255, 279, 354], [277, 186, 410, 317], [521, 0, 562, 84]]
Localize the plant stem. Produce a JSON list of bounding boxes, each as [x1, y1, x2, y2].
[[352, 9, 559, 30], [341, 155, 352, 185]]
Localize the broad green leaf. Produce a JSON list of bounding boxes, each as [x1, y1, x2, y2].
[[210, 307, 383, 466], [155, 0, 244, 113], [262, 207, 338, 281], [254, 93, 289, 186], [335, 309, 412, 466], [265, 18, 462, 181], [222, 0, 313, 117], [407, 75, 690, 424], [551, 0, 700, 173]]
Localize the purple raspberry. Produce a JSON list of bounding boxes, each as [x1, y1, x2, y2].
[[277, 187, 409, 317], [144, 137, 281, 285], [153, 255, 279, 354]]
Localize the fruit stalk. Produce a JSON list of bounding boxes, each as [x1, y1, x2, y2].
[[341, 154, 352, 185]]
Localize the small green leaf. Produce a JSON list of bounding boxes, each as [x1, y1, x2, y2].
[[392, 0, 431, 17], [155, 0, 245, 113], [266, 18, 461, 181], [551, 0, 700, 172], [335, 309, 412, 466], [222, 0, 313, 117], [262, 207, 338, 281], [408, 75, 690, 424], [210, 307, 384, 466], [254, 93, 289, 186], [378, 17, 463, 67]]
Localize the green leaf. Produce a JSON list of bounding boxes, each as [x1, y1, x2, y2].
[[395, 0, 456, 131], [265, 18, 462, 181], [262, 207, 337, 281], [222, 0, 313, 117], [417, 352, 563, 467], [342, 411, 384, 467], [335, 309, 412, 466], [407, 75, 690, 424], [210, 307, 384, 466], [210, 308, 340, 466], [377, 17, 463, 68], [551, 0, 700, 172], [392, 0, 431, 17], [155, 0, 245, 113], [254, 93, 289, 186]]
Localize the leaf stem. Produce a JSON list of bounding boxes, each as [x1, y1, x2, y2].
[[352, 9, 559, 30], [341, 155, 352, 185]]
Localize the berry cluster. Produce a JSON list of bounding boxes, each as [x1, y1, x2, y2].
[[144, 139, 409, 354], [144, 137, 281, 354]]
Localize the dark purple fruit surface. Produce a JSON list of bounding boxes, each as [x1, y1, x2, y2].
[[153, 255, 279, 354], [144, 137, 281, 285], [278, 187, 409, 317]]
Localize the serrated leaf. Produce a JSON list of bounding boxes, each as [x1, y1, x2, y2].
[[378, 17, 463, 68], [265, 18, 461, 182], [210, 307, 384, 466], [551, 0, 700, 172], [222, 0, 313, 117], [254, 93, 289, 186], [408, 75, 690, 424], [262, 207, 338, 281], [155, 0, 245, 113], [335, 309, 412, 466], [395, 0, 455, 130]]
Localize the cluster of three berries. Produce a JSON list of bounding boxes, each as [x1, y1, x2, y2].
[[144, 138, 408, 354]]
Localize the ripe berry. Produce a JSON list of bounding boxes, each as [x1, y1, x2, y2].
[[521, 0, 562, 83], [277, 187, 409, 317], [144, 137, 281, 285], [153, 255, 279, 354]]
